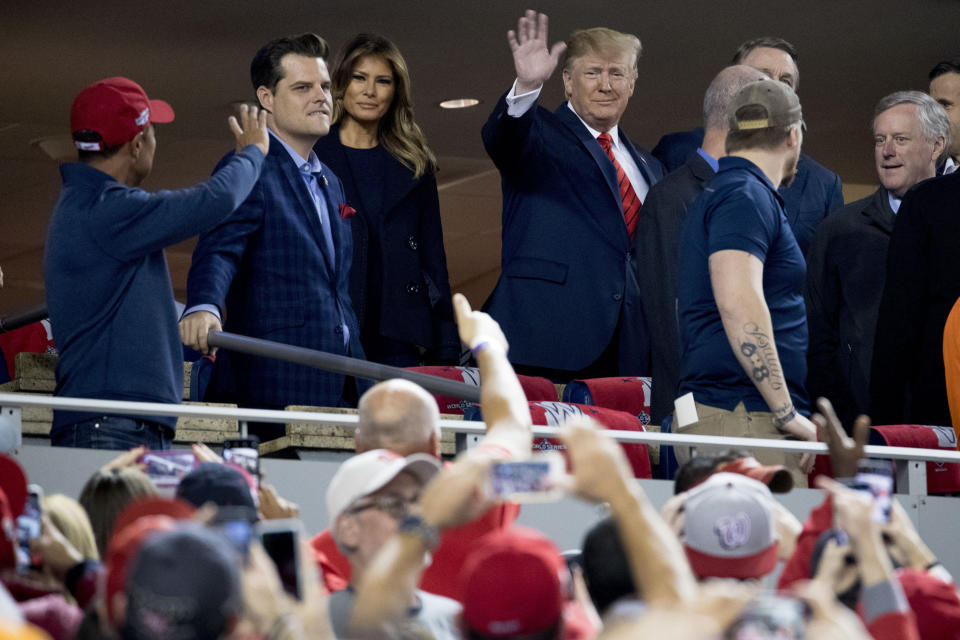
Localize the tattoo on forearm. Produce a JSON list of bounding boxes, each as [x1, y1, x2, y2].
[[771, 402, 794, 420], [738, 322, 784, 390]]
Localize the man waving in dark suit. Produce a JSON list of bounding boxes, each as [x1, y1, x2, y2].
[[482, 10, 664, 381], [180, 34, 366, 438]]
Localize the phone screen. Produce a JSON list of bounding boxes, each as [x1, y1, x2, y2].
[[211, 506, 257, 562], [223, 438, 260, 487], [852, 459, 894, 523], [16, 490, 42, 572], [261, 528, 301, 599], [489, 454, 563, 502], [140, 450, 198, 493]]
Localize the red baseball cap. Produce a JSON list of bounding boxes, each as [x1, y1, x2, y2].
[[110, 496, 196, 545], [460, 526, 566, 637], [70, 76, 175, 150], [897, 568, 960, 639]]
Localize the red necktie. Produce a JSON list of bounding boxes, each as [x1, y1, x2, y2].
[[597, 132, 642, 239]]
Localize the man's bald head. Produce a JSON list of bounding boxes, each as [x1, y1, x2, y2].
[[704, 65, 769, 132], [355, 379, 441, 457]]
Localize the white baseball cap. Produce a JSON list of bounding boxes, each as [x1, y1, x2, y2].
[[325, 449, 441, 524]]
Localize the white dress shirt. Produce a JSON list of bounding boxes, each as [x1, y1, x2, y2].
[[504, 80, 650, 202]]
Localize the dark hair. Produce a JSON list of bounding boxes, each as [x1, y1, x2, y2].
[[725, 105, 796, 153], [732, 37, 799, 66], [331, 33, 437, 177], [467, 621, 561, 640], [929, 57, 960, 81], [732, 37, 800, 90], [250, 33, 329, 102], [674, 456, 718, 494], [580, 517, 637, 615], [74, 129, 123, 163]]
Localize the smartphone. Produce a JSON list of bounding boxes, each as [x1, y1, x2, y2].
[[211, 505, 257, 563], [852, 459, 894, 523], [258, 519, 302, 600], [139, 450, 198, 495], [223, 437, 260, 487], [489, 452, 565, 502], [16, 485, 43, 572]]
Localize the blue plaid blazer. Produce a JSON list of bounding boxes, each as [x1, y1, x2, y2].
[[187, 141, 366, 408]]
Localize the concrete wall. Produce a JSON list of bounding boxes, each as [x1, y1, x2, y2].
[[15, 443, 959, 580]]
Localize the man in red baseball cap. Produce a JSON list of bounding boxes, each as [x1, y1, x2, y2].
[[44, 76, 270, 450]]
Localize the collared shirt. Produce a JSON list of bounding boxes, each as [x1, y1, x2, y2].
[[696, 147, 720, 173], [943, 156, 958, 175], [505, 80, 650, 201], [677, 156, 809, 414], [185, 131, 349, 345], [269, 131, 349, 346], [888, 192, 902, 214]]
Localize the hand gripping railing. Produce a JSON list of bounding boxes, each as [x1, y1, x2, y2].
[[2, 391, 959, 497], [205, 331, 480, 402]]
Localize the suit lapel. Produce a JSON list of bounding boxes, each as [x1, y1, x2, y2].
[[317, 167, 346, 276], [619, 127, 659, 190], [555, 103, 623, 207], [273, 144, 335, 278], [688, 152, 716, 183], [554, 103, 629, 246], [866, 187, 896, 234]]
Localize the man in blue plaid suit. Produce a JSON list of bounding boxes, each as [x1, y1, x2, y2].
[[181, 34, 367, 436]]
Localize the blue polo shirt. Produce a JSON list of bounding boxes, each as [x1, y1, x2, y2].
[[676, 156, 809, 414]]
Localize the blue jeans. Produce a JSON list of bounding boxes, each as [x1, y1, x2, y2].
[[51, 415, 172, 450]]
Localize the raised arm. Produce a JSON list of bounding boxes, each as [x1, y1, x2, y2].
[[509, 10, 567, 94], [561, 417, 697, 605], [98, 106, 269, 262], [709, 249, 816, 465], [453, 293, 532, 457]]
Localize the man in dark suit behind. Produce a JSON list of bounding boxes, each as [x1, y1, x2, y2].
[[652, 37, 843, 256], [180, 34, 366, 437], [871, 175, 959, 427], [635, 64, 766, 425], [807, 92, 947, 429], [482, 11, 664, 381]]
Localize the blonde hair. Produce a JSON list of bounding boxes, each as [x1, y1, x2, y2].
[[43, 494, 100, 561], [331, 33, 438, 178], [562, 27, 642, 75]]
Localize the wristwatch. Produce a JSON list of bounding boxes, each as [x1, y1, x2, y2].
[[398, 515, 439, 551]]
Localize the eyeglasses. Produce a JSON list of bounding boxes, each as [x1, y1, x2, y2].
[[345, 494, 416, 520]]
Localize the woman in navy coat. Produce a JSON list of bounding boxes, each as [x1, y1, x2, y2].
[[314, 34, 458, 366]]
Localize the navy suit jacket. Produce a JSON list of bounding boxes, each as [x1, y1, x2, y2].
[[871, 172, 960, 426], [652, 127, 844, 254], [186, 139, 366, 408], [482, 95, 664, 372]]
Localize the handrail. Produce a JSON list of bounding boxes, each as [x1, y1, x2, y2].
[[207, 331, 481, 401], [0, 306, 48, 334], [3, 392, 960, 464]]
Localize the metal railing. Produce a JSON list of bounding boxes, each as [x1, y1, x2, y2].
[[207, 331, 480, 402], [2, 391, 958, 497], [0, 306, 47, 334]]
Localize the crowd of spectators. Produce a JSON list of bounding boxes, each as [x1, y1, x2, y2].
[[0, 295, 956, 639], [0, 8, 959, 639]]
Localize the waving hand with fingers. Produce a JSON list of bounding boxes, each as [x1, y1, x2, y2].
[[508, 10, 567, 93]]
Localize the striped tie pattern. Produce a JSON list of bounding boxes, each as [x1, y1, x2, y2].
[[597, 132, 642, 239]]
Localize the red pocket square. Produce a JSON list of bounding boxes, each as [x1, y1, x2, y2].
[[339, 203, 356, 220]]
